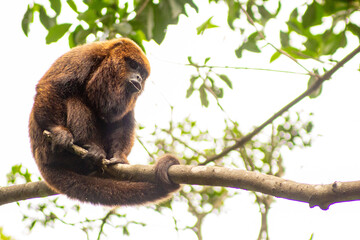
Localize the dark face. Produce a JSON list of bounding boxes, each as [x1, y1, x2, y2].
[[124, 57, 148, 95], [85, 39, 151, 123]]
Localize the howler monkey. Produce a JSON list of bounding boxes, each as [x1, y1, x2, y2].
[[29, 38, 180, 206]]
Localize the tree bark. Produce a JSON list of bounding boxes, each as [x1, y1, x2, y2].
[[1, 163, 360, 210]]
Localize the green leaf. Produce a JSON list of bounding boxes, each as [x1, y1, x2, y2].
[[274, 1, 282, 16], [199, 85, 209, 107], [186, 86, 195, 98], [67, 0, 78, 13], [211, 85, 224, 98], [22, 5, 33, 36], [29, 220, 37, 230], [289, 8, 298, 20], [280, 31, 289, 47], [302, 2, 317, 28], [39, 6, 56, 30], [46, 23, 72, 44], [196, 17, 219, 35], [69, 25, 91, 47], [286, 20, 300, 34], [348, 23, 360, 40], [131, 0, 197, 44], [183, 0, 198, 13], [227, 0, 240, 30], [100, 14, 116, 27], [114, 22, 133, 36], [204, 57, 211, 64], [282, 46, 308, 59], [304, 38, 321, 55], [78, 9, 98, 24], [243, 40, 261, 53], [307, 71, 322, 99], [258, 5, 273, 25], [245, 1, 255, 24], [190, 75, 198, 84], [306, 122, 314, 133], [187, 56, 194, 65], [270, 51, 281, 63], [303, 1, 323, 28], [309, 233, 314, 240], [235, 45, 244, 58], [131, 2, 155, 41], [153, 1, 179, 43], [248, 31, 260, 41], [123, 226, 129, 236], [186, 76, 199, 98], [217, 74, 232, 89], [129, 30, 147, 51], [50, 0, 61, 16], [322, 31, 347, 55], [287, 9, 312, 36]]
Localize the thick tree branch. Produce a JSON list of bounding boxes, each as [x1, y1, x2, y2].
[[2, 133, 360, 209], [2, 163, 360, 210], [0, 181, 56, 205]]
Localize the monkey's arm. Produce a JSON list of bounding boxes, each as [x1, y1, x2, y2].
[[105, 110, 137, 164], [65, 97, 106, 163]]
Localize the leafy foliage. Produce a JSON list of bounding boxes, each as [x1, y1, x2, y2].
[[20, 198, 145, 239], [6, 164, 34, 184], [0, 227, 15, 240], [196, 17, 219, 35], [22, 0, 198, 47], [277, 0, 359, 60], [186, 57, 233, 107]]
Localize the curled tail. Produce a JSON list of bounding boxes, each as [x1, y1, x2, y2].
[[41, 158, 179, 206]]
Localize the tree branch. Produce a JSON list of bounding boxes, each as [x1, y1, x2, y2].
[[0, 181, 57, 205], [2, 163, 360, 210], [2, 131, 360, 210]]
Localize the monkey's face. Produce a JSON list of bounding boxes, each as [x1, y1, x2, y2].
[[124, 57, 147, 95], [86, 40, 150, 123]]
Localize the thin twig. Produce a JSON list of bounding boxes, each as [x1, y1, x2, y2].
[[134, 0, 151, 19], [97, 209, 117, 240], [239, 4, 314, 75], [186, 64, 309, 75], [201, 44, 360, 165]]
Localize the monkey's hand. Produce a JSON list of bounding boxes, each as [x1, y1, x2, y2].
[[83, 144, 106, 167], [49, 126, 74, 152], [155, 155, 180, 191]]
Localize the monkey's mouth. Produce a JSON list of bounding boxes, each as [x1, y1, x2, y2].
[[128, 79, 142, 93]]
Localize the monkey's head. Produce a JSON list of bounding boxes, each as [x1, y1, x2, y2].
[[86, 38, 151, 123]]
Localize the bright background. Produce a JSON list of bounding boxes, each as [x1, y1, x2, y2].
[[1, 1, 360, 239]]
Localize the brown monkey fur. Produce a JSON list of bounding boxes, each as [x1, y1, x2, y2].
[[29, 38, 180, 206]]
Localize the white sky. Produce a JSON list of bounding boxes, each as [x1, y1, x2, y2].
[[1, 1, 360, 239]]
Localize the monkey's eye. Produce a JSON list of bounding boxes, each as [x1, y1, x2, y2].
[[128, 59, 139, 70]]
